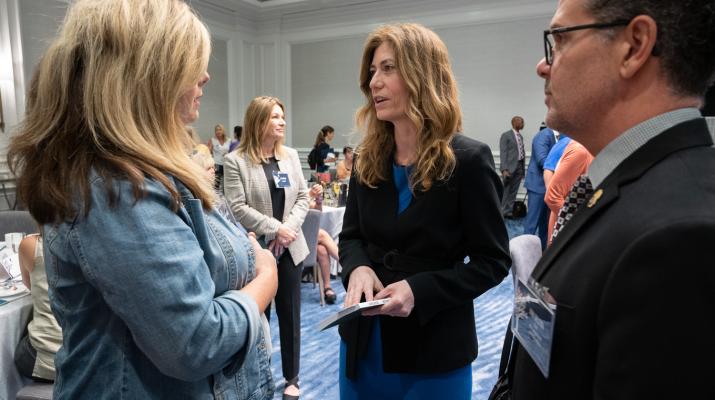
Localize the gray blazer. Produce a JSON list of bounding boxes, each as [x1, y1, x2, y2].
[[223, 146, 309, 266], [499, 129, 521, 174]]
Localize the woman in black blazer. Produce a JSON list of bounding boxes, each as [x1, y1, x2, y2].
[[338, 23, 510, 399]]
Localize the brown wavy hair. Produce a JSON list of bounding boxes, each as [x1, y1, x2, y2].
[[354, 23, 461, 191], [237, 96, 285, 165], [7, 0, 213, 224]]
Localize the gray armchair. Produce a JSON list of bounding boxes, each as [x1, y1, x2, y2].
[[0, 211, 39, 237], [509, 234, 542, 286], [16, 382, 54, 400], [300, 209, 324, 305]]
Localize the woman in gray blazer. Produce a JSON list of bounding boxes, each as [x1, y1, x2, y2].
[[224, 96, 309, 400]]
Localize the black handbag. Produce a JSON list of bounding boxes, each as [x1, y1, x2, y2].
[[488, 374, 512, 400], [511, 192, 527, 218], [488, 330, 516, 400], [512, 200, 527, 219]]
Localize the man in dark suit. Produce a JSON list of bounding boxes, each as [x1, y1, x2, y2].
[[523, 125, 556, 249], [499, 116, 526, 218], [501, 0, 715, 398]]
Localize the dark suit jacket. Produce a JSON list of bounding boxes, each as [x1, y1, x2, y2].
[[338, 134, 511, 378], [500, 130, 523, 174], [509, 118, 715, 399], [524, 128, 556, 194]]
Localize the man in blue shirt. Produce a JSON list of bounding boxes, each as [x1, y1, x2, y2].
[[523, 126, 557, 248], [542, 133, 570, 187]]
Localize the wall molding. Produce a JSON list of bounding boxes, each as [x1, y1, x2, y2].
[[228, 0, 555, 144]]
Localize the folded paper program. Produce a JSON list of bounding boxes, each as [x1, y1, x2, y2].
[[318, 298, 390, 331]]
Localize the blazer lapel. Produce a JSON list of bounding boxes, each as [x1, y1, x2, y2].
[[533, 184, 619, 280], [276, 151, 295, 223], [246, 158, 273, 218], [532, 118, 713, 281]]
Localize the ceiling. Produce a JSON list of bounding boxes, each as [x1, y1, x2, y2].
[[190, 0, 554, 33], [191, 0, 423, 30]]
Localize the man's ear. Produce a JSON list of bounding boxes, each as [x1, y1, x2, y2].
[[619, 15, 658, 79]]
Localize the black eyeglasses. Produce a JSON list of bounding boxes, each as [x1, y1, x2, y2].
[[543, 20, 630, 65]]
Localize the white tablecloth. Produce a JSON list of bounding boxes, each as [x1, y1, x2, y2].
[[319, 206, 345, 276], [0, 294, 32, 400]]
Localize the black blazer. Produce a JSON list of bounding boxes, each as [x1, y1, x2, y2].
[[509, 118, 715, 399], [339, 134, 511, 379]]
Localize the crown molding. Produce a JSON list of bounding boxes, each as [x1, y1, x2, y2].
[[270, 0, 556, 44], [190, 0, 258, 32], [192, 0, 557, 37]]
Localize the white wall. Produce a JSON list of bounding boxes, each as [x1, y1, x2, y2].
[[0, 0, 32, 189], [193, 39, 230, 142], [19, 0, 65, 90], [437, 17, 550, 149], [10, 0, 232, 145], [290, 36, 365, 149], [2, 0, 558, 164], [286, 16, 551, 152], [273, 0, 558, 153]]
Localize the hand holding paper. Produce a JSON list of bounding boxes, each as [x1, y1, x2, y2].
[[362, 280, 414, 317], [318, 298, 391, 331], [343, 266, 384, 307]]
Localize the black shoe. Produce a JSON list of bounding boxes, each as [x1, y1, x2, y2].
[[324, 288, 337, 304], [300, 269, 313, 283]]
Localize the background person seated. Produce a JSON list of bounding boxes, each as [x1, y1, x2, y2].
[[336, 146, 354, 182], [307, 184, 339, 304], [14, 234, 62, 382]]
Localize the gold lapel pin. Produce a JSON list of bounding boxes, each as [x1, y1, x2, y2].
[[587, 189, 603, 208]]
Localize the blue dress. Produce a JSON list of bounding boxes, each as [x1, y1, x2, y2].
[[338, 163, 472, 400]]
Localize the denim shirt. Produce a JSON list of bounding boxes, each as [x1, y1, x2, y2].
[[43, 173, 274, 399]]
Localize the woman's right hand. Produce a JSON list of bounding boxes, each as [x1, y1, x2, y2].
[[344, 266, 384, 307], [276, 224, 297, 247], [308, 184, 323, 200]]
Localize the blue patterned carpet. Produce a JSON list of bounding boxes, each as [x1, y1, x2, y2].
[[268, 218, 523, 399]]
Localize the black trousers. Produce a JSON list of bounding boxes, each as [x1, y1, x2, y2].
[[14, 332, 53, 382], [265, 252, 302, 382], [214, 164, 224, 190], [501, 160, 525, 216]]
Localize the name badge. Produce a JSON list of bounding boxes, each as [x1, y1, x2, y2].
[[511, 277, 557, 378], [273, 171, 291, 188]]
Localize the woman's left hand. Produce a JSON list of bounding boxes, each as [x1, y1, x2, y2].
[[276, 224, 297, 247], [268, 239, 286, 258], [362, 280, 415, 318]]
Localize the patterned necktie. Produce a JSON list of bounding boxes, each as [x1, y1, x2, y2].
[[515, 132, 525, 160], [551, 175, 593, 241]]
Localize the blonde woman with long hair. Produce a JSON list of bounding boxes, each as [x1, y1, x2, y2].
[[7, 1, 277, 398], [208, 123, 230, 189], [224, 96, 309, 400], [337, 23, 510, 398]]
